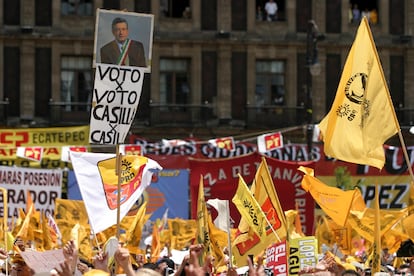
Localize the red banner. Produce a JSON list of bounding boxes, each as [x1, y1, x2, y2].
[[189, 152, 315, 235]]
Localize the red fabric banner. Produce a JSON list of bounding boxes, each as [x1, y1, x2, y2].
[[189, 152, 315, 235]]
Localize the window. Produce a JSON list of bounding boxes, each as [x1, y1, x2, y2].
[[4, 47, 20, 116], [159, 59, 191, 107], [160, 0, 191, 18], [255, 60, 286, 106], [255, 0, 285, 22], [61, 0, 93, 16], [103, 0, 120, 10], [4, 0, 20, 25], [201, 0, 216, 30], [36, 0, 52, 26], [60, 56, 92, 111]]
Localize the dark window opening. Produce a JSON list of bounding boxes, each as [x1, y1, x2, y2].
[[201, 0, 216, 30], [349, 0, 378, 25], [160, 0, 191, 19], [134, 0, 151, 13], [255, 0, 286, 21], [35, 48, 51, 117], [159, 59, 191, 110], [4, 0, 20, 25], [36, 0, 52, 26], [102, 0, 119, 10], [4, 47, 20, 116], [61, 0, 93, 16]]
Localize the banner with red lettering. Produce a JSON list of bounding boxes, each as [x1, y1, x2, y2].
[[189, 152, 315, 235]]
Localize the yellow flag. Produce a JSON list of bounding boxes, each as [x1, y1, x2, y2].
[[16, 203, 34, 240], [12, 208, 26, 237], [125, 201, 148, 253], [168, 218, 197, 250], [232, 175, 267, 240], [41, 212, 57, 251], [347, 207, 407, 244], [207, 214, 227, 268], [253, 158, 287, 241], [151, 223, 161, 262], [284, 209, 303, 240], [299, 166, 358, 226], [232, 159, 288, 266], [318, 17, 399, 170], [196, 175, 211, 259], [314, 216, 334, 251]]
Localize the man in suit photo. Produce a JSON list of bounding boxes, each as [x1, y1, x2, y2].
[[100, 17, 146, 67]]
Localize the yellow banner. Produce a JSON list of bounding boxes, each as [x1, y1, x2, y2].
[[288, 236, 318, 276], [0, 126, 89, 168]]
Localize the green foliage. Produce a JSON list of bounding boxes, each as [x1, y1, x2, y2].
[[334, 166, 353, 190]]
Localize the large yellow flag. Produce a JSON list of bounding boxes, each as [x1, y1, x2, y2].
[[232, 175, 267, 240], [299, 166, 360, 226], [254, 158, 287, 241], [196, 175, 211, 260], [318, 17, 399, 170], [232, 160, 288, 266]]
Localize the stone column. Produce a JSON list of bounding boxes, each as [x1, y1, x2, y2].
[[216, 45, 232, 120], [20, 41, 35, 120]]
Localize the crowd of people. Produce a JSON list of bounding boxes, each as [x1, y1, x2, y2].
[[0, 235, 413, 276]]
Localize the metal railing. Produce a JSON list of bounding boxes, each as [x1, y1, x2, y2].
[[148, 103, 215, 126], [245, 105, 306, 128], [45, 101, 414, 129], [49, 100, 90, 125]]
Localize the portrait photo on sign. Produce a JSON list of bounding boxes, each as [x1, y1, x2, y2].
[[93, 9, 154, 72]]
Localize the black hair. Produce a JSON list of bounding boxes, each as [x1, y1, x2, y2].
[[341, 269, 361, 276], [142, 262, 158, 270], [112, 17, 128, 29]]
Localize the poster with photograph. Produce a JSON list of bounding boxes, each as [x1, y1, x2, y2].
[[93, 9, 154, 73]]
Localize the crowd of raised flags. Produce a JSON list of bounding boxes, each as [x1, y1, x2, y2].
[[0, 156, 413, 275], [1, 15, 414, 276]]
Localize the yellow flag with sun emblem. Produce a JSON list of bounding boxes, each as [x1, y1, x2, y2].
[[196, 175, 211, 260], [318, 17, 399, 170]]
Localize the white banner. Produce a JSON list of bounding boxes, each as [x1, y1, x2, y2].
[[70, 151, 162, 233], [0, 166, 62, 219], [90, 63, 145, 144]]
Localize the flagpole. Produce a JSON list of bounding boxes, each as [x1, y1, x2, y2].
[[115, 145, 122, 240], [0, 188, 8, 276], [114, 145, 123, 275], [372, 181, 381, 274], [225, 200, 233, 268], [362, 16, 414, 181]]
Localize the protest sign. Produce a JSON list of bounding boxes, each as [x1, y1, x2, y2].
[[89, 63, 145, 144], [0, 166, 62, 218]]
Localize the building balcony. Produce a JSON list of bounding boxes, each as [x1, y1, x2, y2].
[[1, 102, 413, 134]]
